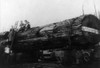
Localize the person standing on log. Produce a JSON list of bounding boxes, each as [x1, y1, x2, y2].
[[19, 21, 25, 32], [24, 20, 30, 31], [8, 26, 15, 46]]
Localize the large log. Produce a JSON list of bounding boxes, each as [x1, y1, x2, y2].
[[1, 14, 100, 51], [12, 14, 100, 50]]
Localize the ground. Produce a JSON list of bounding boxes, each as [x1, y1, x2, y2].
[[0, 59, 100, 68]]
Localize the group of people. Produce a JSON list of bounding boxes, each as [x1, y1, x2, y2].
[[18, 20, 31, 32], [8, 20, 31, 43], [9, 20, 31, 33], [5, 20, 31, 54]]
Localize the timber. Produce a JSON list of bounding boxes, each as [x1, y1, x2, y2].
[[0, 14, 100, 52]]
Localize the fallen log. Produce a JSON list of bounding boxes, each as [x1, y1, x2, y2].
[[1, 14, 100, 51]]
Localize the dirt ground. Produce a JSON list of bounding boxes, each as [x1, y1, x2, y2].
[[0, 59, 100, 68]]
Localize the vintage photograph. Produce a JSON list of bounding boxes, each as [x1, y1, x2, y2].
[[0, 0, 100, 68]]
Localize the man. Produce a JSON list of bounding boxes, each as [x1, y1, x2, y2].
[[19, 21, 25, 32], [24, 20, 30, 31], [8, 26, 15, 45]]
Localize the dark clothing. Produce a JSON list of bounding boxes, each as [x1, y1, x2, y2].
[[25, 24, 30, 31], [19, 26, 25, 32], [8, 29, 15, 42]]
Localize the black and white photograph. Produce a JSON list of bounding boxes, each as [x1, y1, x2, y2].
[[0, 0, 100, 68]]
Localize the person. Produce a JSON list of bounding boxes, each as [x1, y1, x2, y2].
[[14, 21, 19, 31], [19, 21, 25, 32], [6, 26, 15, 59], [8, 26, 15, 45], [24, 20, 30, 31]]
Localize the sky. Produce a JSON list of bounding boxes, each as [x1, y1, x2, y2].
[[0, 0, 100, 32]]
